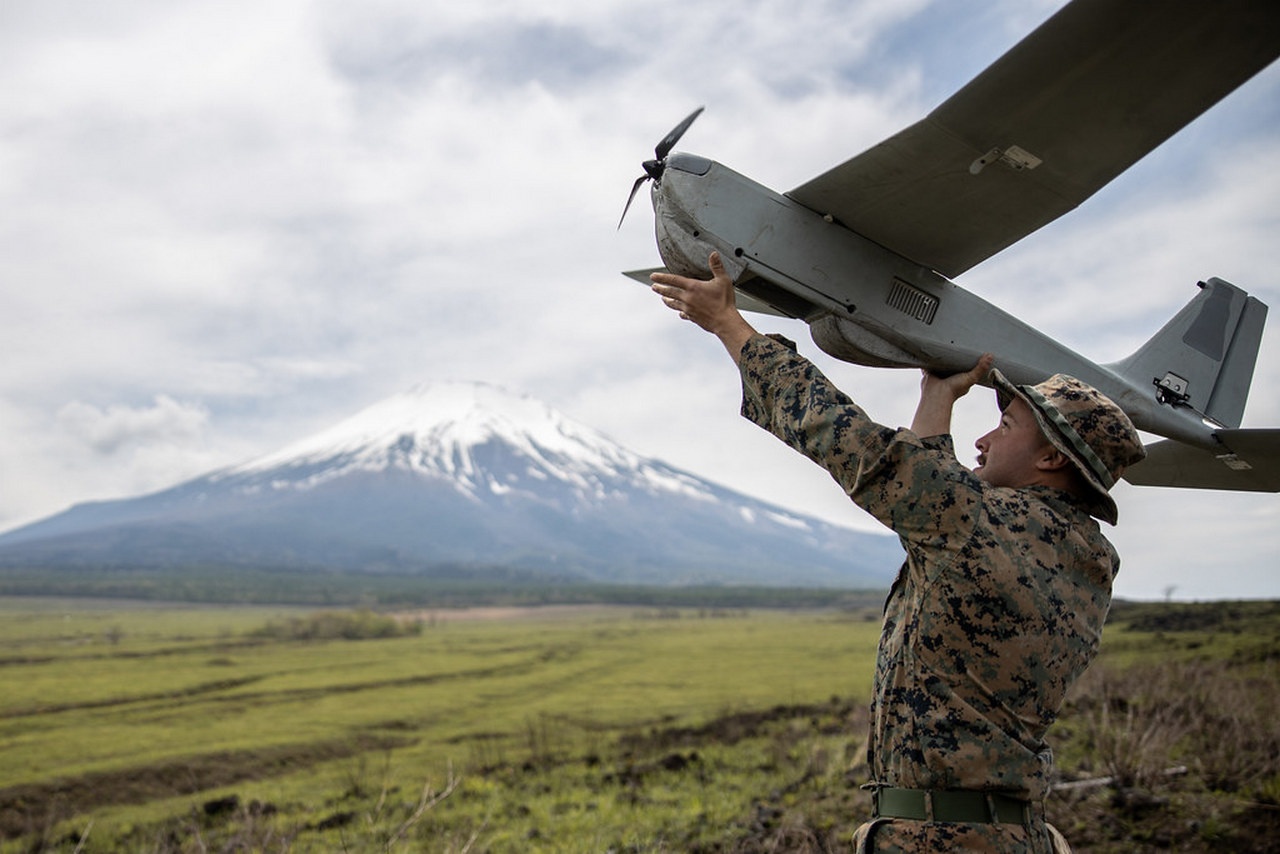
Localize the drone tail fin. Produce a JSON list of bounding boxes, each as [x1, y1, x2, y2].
[[1108, 278, 1268, 429], [1124, 429, 1280, 492]]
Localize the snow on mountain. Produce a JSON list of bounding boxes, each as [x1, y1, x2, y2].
[[0, 382, 902, 587], [218, 382, 720, 507]]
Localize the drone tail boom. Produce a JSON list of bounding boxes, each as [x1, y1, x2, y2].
[[1108, 278, 1268, 430]]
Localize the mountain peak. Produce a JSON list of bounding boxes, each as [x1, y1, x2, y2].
[[237, 381, 537, 455], [219, 381, 671, 504], [229, 381, 599, 466]]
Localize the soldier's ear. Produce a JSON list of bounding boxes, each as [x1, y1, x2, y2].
[[1035, 448, 1073, 472]]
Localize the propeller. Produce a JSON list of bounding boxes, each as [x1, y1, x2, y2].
[[617, 106, 705, 229]]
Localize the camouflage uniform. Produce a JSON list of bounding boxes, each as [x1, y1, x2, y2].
[[739, 334, 1128, 853]]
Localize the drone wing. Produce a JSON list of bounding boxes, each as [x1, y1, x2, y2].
[[787, 0, 1280, 278]]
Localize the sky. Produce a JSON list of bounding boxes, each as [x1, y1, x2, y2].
[[1, 0, 1277, 601]]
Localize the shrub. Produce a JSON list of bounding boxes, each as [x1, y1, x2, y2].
[[250, 608, 422, 641]]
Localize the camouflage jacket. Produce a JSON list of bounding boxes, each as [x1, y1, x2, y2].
[[739, 334, 1118, 803]]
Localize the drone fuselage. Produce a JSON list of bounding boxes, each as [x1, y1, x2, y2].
[[651, 153, 1238, 451]]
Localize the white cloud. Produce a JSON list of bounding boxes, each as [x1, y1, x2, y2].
[[57, 395, 210, 455]]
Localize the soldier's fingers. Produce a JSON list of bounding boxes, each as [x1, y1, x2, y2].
[[649, 271, 690, 289], [969, 353, 995, 381], [650, 282, 683, 300]]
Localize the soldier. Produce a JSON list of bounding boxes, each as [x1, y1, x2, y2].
[[650, 253, 1146, 853]]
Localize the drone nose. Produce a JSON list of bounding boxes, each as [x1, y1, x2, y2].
[[617, 107, 705, 230]]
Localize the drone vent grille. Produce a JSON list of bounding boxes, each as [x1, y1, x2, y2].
[[887, 279, 938, 325]]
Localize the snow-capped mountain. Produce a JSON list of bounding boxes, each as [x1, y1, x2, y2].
[[0, 383, 901, 587], [221, 383, 741, 509]]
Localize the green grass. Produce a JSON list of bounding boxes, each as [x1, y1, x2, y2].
[[1, 597, 1276, 852], [0, 600, 881, 851]]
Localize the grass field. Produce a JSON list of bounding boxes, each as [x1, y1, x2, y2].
[[1, 596, 1277, 852]]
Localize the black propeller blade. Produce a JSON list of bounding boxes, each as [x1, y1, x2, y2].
[[618, 106, 704, 229]]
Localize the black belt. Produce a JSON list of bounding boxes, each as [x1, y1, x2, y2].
[[872, 787, 1031, 824]]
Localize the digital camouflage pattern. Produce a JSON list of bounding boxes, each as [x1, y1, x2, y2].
[[739, 335, 1119, 853]]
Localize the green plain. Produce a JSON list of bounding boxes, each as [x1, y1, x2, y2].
[[2, 596, 1277, 852]]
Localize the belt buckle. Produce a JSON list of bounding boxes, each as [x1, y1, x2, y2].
[[864, 782, 885, 818]]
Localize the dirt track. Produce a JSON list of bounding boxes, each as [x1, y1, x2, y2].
[[396, 604, 631, 623]]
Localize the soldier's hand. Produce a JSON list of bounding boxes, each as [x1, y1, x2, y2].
[[911, 354, 995, 438], [650, 252, 738, 331], [921, 354, 995, 404], [650, 252, 757, 361]]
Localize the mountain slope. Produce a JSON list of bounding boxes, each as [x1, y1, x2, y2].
[[0, 383, 901, 587]]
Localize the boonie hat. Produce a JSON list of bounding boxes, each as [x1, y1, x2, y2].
[[989, 370, 1145, 525]]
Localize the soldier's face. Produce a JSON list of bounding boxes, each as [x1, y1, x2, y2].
[[973, 398, 1055, 488]]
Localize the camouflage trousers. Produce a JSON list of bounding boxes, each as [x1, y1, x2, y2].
[[852, 817, 1073, 853]]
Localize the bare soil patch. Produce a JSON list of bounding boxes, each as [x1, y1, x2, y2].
[[0, 734, 411, 841]]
